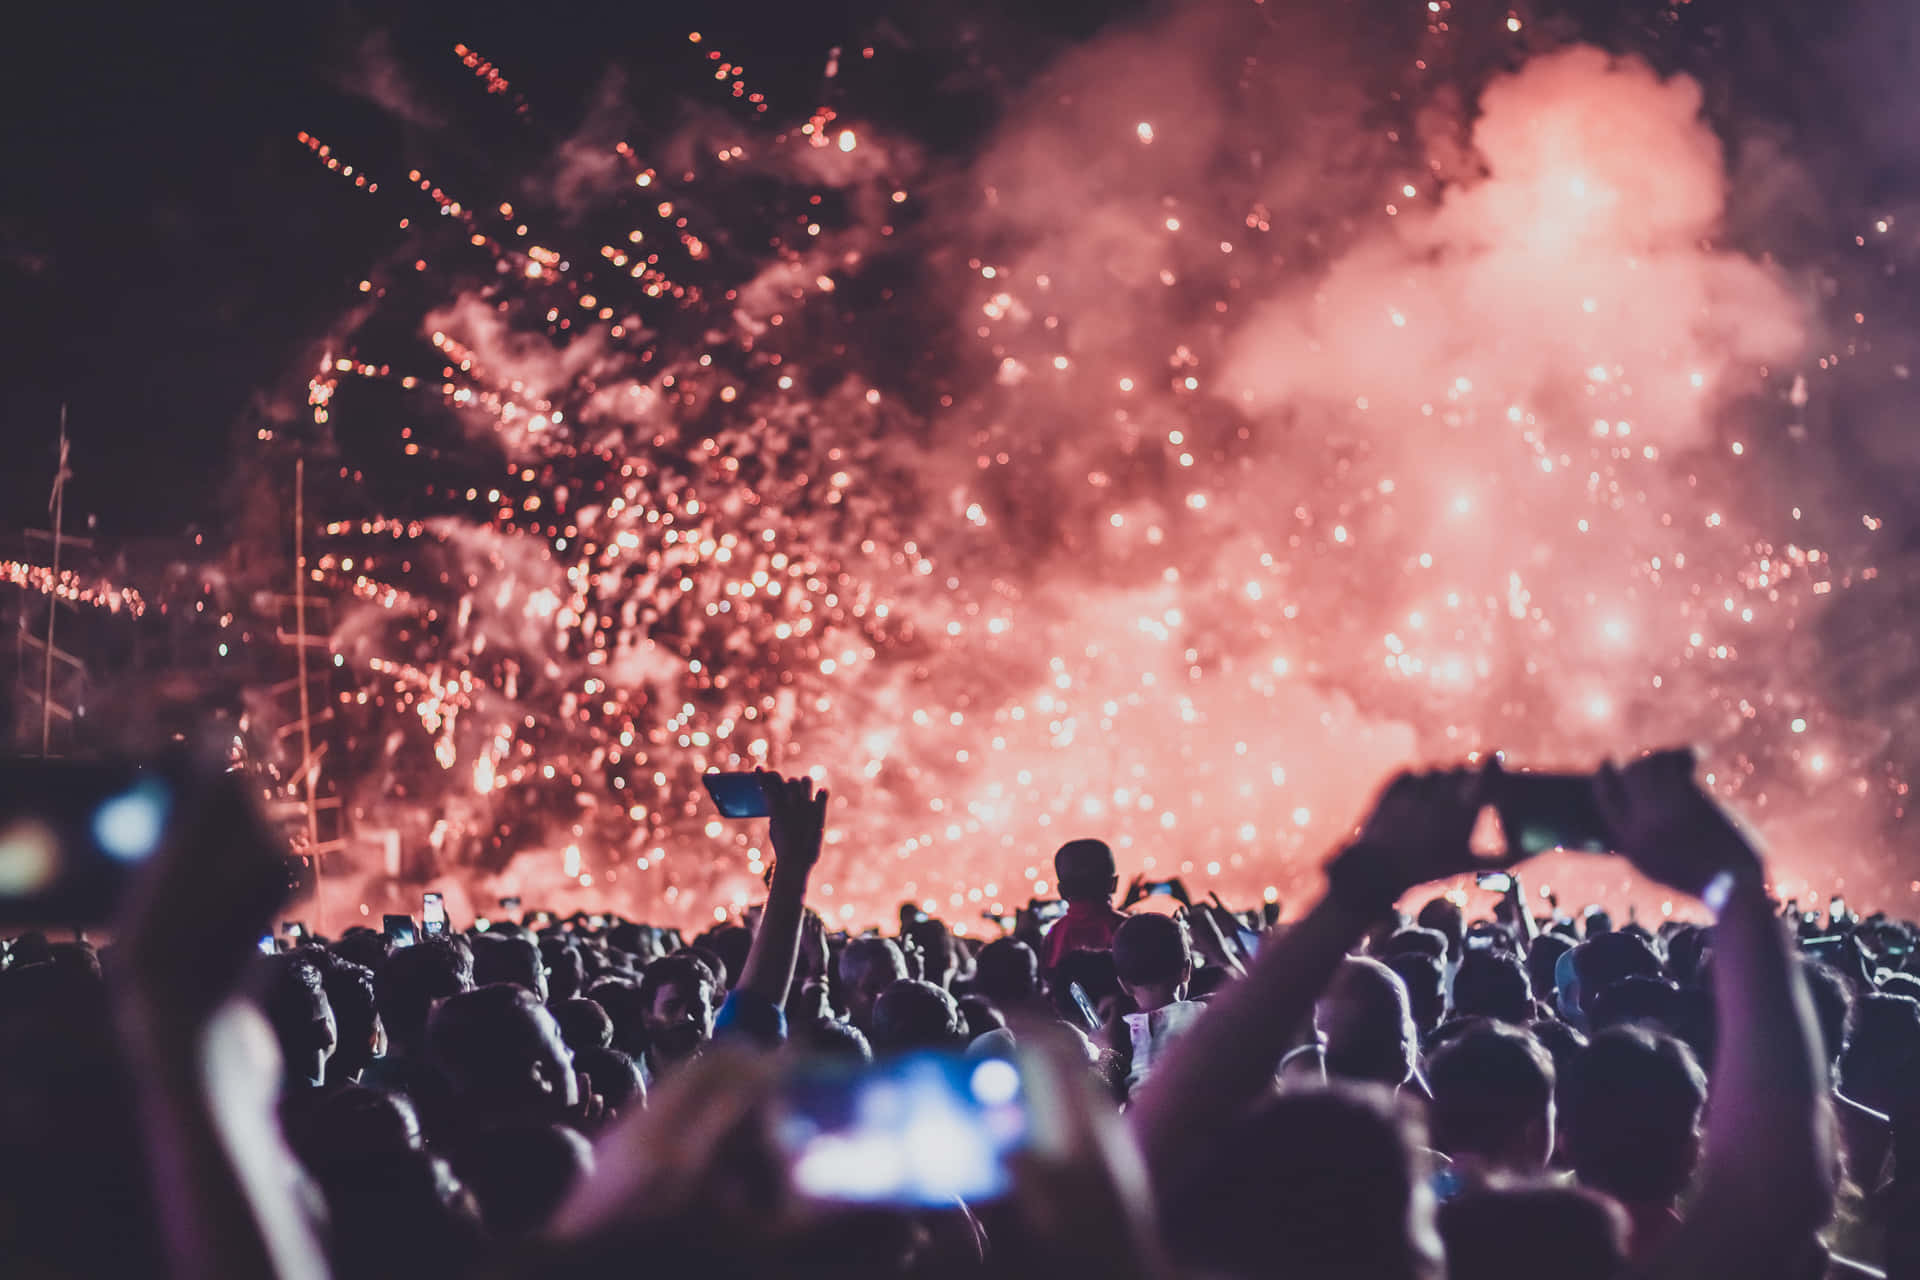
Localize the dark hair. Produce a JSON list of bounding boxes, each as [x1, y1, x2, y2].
[[376, 939, 474, 1052], [1586, 975, 1685, 1037], [1527, 1018, 1590, 1089], [540, 936, 586, 1002], [973, 939, 1039, 1007], [1049, 948, 1122, 1023], [1112, 913, 1191, 988], [1839, 993, 1920, 1117], [906, 917, 960, 985], [472, 933, 546, 997], [305, 950, 379, 1083], [1318, 957, 1416, 1088], [573, 1045, 645, 1115], [1800, 960, 1852, 1066], [870, 979, 966, 1053], [1527, 933, 1574, 1007], [1378, 927, 1449, 961], [446, 1124, 593, 1238], [957, 994, 1008, 1041], [584, 979, 649, 1058], [1451, 949, 1533, 1025], [1384, 952, 1446, 1036], [1416, 898, 1465, 961], [1163, 1084, 1438, 1280], [796, 1015, 874, 1062], [638, 954, 715, 1015], [427, 984, 564, 1105], [333, 927, 391, 974], [314, 1149, 483, 1275], [287, 1085, 422, 1174], [838, 936, 907, 987], [553, 997, 615, 1053], [1571, 933, 1662, 1012], [1427, 1022, 1555, 1165], [1561, 1025, 1705, 1203], [1053, 838, 1117, 902], [697, 925, 753, 990], [1439, 1184, 1627, 1280]]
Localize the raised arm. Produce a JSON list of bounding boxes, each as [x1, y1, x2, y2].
[[731, 770, 827, 1012], [113, 775, 330, 1280], [1129, 768, 1507, 1192], [1596, 751, 1836, 1279]]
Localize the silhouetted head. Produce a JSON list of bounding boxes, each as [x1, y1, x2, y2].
[[315, 1149, 484, 1275], [1526, 933, 1574, 1008], [1840, 992, 1920, 1119], [1799, 960, 1852, 1067], [1053, 838, 1118, 904], [1428, 1021, 1556, 1173], [310, 951, 382, 1085], [288, 1085, 423, 1175], [472, 933, 548, 1004], [973, 938, 1039, 1010], [540, 936, 586, 1002], [448, 1123, 594, 1237], [870, 979, 967, 1053], [258, 955, 336, 1089], [1112, 913, 1192, 1007], [1561, 1025, 1705, 1206], [427, 984, 578, 1117], [553, 997, 615, 1054], [1317, 957, 1417, 1088], [838, 937, 907, 1034], [1164, 1083, 1442, 1280], [376, 939, 474, 1056], [798, 1014, 874, 1062], [1379, 927, 1450, 962], [1384, 952, 1446, 1037], [1451, 949, 1533, 1025], [1050, 948, 1123, 1024], [572, 1044, 645, 1117], [1571, 932, 1663, 1017], [957, 994, 1008, 1042], [1416, 898, 1465, 962], [1439, 1184, 1627, 1280], [637, 954, 716, 1070]]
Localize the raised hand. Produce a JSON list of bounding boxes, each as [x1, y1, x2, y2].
[[1591, 748, 1762, 899], [1120, 874, 1149, 910], [757, 769, 828, 883], [1327, 765, 1507, 912]]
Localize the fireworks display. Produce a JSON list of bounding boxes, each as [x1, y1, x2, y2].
[[246, 1, 1910, 929]]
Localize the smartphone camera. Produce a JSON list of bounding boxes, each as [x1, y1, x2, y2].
[[770, 1051, 1030, 1206], [703, 772, 771, 819], [421, 891, 448, 938]]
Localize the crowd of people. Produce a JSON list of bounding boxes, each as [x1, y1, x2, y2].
[[3, 750, 1918, 1278]]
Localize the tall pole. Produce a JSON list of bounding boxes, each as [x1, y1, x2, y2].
[[41, 406, 68, 757], [293, 457, 323, 924]]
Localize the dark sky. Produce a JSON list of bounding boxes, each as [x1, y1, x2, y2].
[[0, 0, 1084, 537]]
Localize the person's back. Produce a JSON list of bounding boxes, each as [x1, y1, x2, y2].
[[868, 979, 967, 1053], [426, 984, 580, 1135], [1041, 838, 1129, 970], [1450, 948, 1534, 1025]]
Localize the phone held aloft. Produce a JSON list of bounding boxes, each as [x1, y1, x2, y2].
[[703, 771, 771, 819], [1489, 766, 1618, 857]]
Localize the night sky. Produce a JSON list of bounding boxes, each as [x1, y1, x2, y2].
[[0, 0, 1084, 536]]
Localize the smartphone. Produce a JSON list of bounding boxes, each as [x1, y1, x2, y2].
[[257, 934, 278, 956], [1829, 897, 1847, 924], [499, 896, 522, 915], [281, 920, 306, 939], [1476, 871, 1514, 895], [1068, 981, 1101, 1032], [1032, 899, 1068, 923], [421, 891, 448, 938], [1145, 880, 1177, 897], [1803, 934, 1845, 965], [1493, 771, 1615, 856], [769, 1050, 1029, 1206], [473, 916, 491, 932], [384, 914, 418, 947], [703, 771, 770, 819], [0, 758, 181, 925]]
